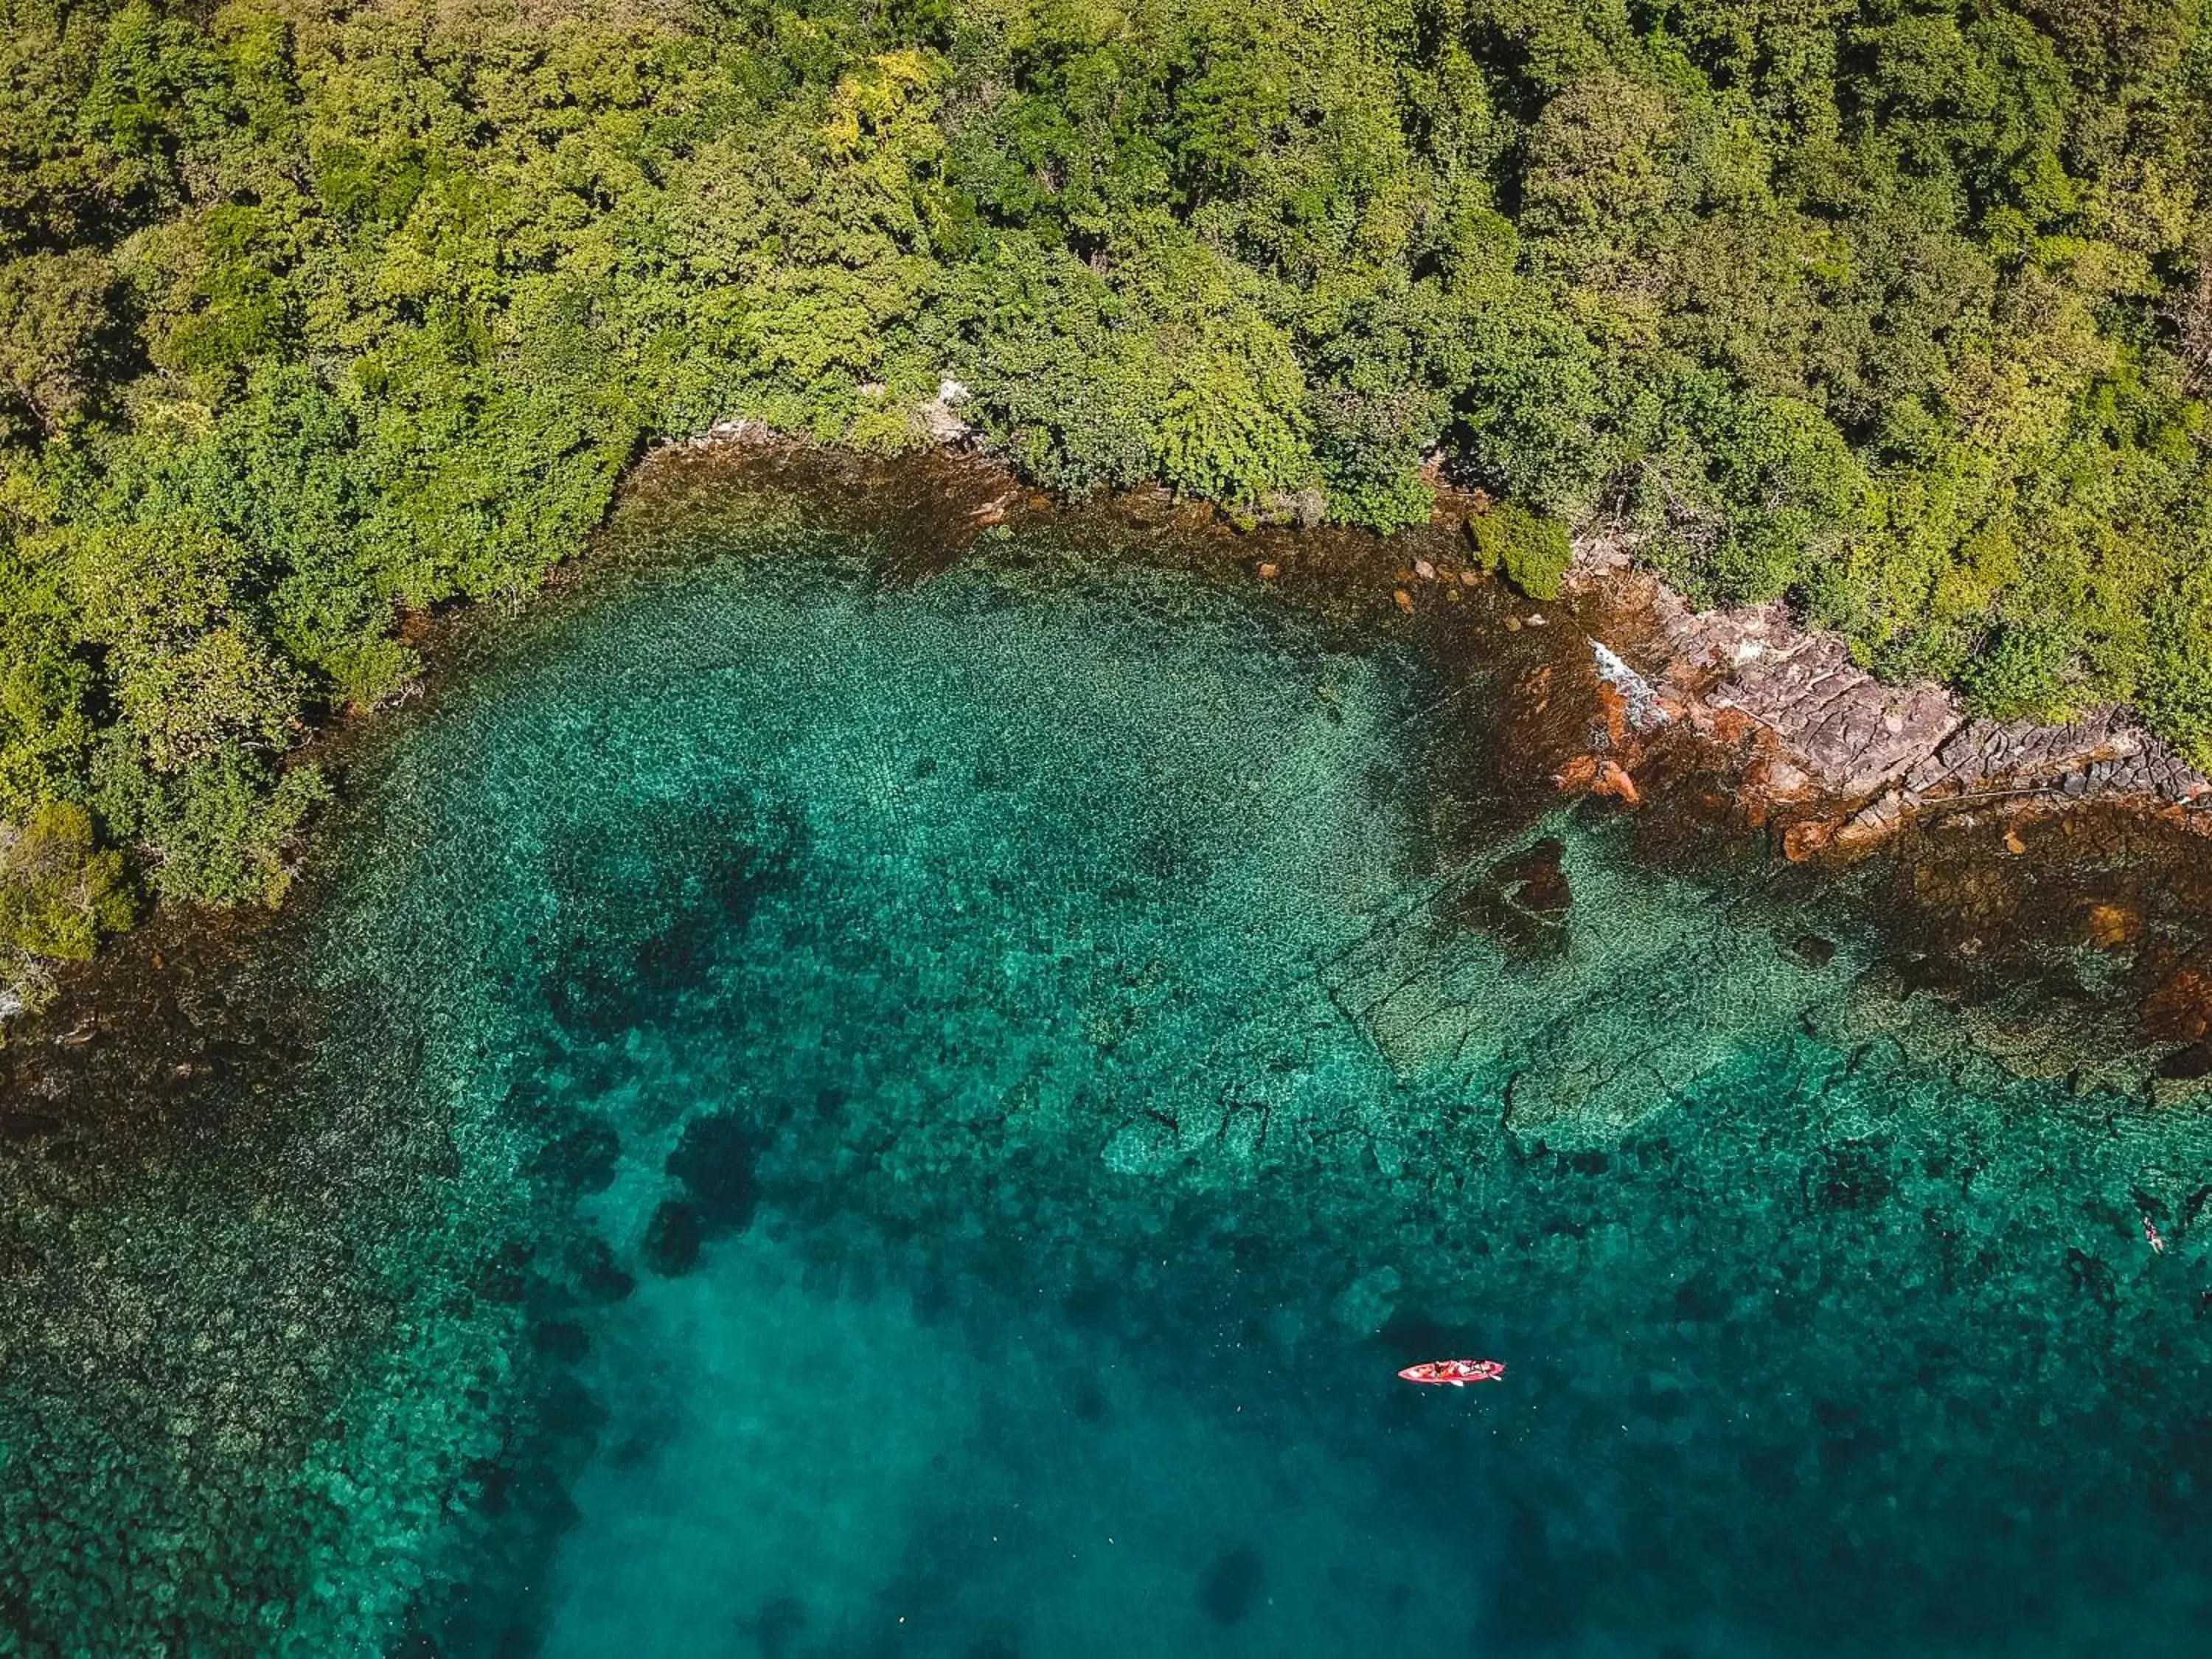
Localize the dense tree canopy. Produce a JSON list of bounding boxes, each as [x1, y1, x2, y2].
[[1, 0, 2210, 1002]]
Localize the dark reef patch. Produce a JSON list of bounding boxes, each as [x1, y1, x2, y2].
[[666, 1110, 762, 1234], [643, 1199, 705, 1277], [528, 1116, 622, 1194], [1197, 1544, 1265, 1626]]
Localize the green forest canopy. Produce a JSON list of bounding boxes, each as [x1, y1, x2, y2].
[[2, 0, 2211, 1001]]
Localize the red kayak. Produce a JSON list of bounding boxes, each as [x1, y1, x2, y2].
[[1398, 1359, 1505, 1387]]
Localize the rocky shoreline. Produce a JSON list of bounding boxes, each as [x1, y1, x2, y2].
[[675, 421, 2212, 861], [1557, 538, 2211, 858]]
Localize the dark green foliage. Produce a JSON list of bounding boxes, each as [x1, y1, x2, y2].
[[1961, 623, 2076, 720], [1468, 502, 1574, 602], [90, 735, 327, 905], [0, 248, 128, 437], [2, 0, 2212, 1000]]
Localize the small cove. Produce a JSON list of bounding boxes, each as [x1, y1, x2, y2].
[[7, 455, 2212, 1656]]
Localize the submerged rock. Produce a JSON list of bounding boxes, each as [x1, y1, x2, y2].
[[1784, 934, 1837, 970], [1493, 838, 1572, 917], [1197, 1544, 1265, 1626], [1103, 1119, 1178, 1176], [643, 1200, 705, 1277], [665, 1111, 761, 1232], [1453, 835, 1575, 954], [526, 1116, 621, 1194], [1329, 1265, 1403, 1334]]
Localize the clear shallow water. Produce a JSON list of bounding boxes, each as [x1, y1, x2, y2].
[[10, 487, 2212, 1656]]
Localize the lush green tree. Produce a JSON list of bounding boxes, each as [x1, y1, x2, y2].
[[0, 248, 128, 437]]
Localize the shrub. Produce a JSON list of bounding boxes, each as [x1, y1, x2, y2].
[[0, 800, 133, 964], [1468, 502, 1574, 601], [1959, 625, 2077, 722]]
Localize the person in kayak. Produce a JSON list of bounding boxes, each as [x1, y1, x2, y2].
[[1398, 1359, 1506, 1386]]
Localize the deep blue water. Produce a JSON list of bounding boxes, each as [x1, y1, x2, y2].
[[9, 482, 2212, 1656]]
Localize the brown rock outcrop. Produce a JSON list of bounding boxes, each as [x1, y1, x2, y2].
[[1563, 542, 2211, 854]]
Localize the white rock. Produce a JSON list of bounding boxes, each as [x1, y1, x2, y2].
[[1591, 640, 1670, 731]]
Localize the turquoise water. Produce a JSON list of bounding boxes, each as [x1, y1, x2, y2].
[[9, 482, 2212, 1655]]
